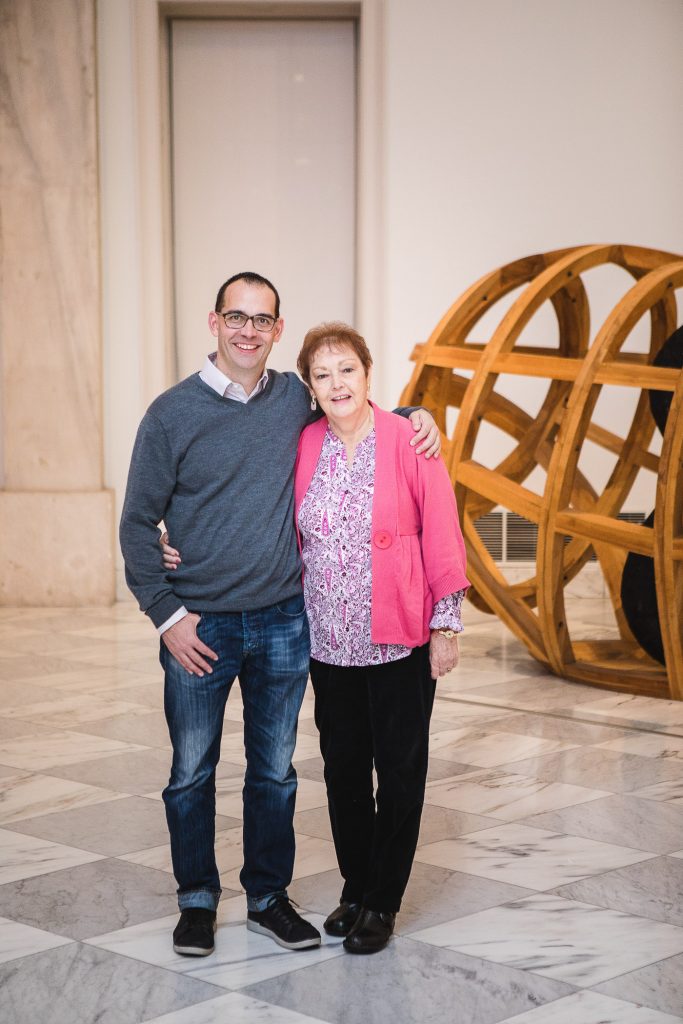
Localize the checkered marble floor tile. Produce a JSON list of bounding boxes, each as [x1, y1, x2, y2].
[[0, 599, 682, 1024]]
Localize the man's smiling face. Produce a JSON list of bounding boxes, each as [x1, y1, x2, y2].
[[209, 279, 283, 388]]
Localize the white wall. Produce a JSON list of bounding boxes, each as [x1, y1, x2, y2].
[[382, 0, 682, 383]]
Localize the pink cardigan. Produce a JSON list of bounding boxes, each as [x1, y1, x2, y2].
[[294, 403, 470, 648]]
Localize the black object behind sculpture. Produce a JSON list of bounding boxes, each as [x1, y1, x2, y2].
[[620, 326, 683, 665], [620, 512, 663, 663], [649, 325, 683, 433]]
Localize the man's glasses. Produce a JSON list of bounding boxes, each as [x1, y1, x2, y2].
[[219, 311, 278, 332]]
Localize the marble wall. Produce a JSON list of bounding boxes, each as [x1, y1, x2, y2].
[[0, 0, 115, 604]]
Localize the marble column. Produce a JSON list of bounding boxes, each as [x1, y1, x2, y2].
[[0, 0, 114, 604]]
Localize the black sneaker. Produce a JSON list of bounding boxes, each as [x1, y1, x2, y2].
[[247, 896, 321, 950], [173, 908, 217, 956]]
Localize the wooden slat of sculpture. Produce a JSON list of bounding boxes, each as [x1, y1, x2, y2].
[[414, 346, 680, 389], [554, 512, 655, 556], [586, 423, 659, 473], [400, 245, 683, 699], [655, 333, 683, 700]]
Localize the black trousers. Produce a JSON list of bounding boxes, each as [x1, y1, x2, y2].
[[310, 644, 436, 914]]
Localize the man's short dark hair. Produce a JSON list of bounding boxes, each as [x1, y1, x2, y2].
[[215, 272, 281, 319]]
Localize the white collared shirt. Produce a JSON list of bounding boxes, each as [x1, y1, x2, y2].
[[199, 352, 269, 402], [158, 353, 269, 635]]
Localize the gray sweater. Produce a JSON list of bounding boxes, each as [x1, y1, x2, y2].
[[119, 370, 314, 627]]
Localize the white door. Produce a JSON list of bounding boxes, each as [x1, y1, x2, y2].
[[171, 19, 357, 380]]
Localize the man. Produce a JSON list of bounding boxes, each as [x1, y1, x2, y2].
[[119, 271, 440, 957]]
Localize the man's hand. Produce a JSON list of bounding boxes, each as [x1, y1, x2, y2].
[[429, 631, 459, 678], [162, 612, 218, 676], [408, 409, 441, 458]]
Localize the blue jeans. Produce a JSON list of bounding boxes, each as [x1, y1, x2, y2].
[[161, 593, 310, 913]]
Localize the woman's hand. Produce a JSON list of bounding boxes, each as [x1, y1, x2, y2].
[[408, 409, 441, 459], [160, 530, 181, 570], [429, 631, 460, 678]]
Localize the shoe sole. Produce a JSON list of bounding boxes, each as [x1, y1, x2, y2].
[[173, 942, 214, 956], [246, 919, 321, 950], [343, 937, 392, 955]]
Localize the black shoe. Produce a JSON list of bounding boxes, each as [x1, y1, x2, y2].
[[323, 901, 362, 937], [343, 908, 395, 954], [247, 896, 321, 950], [173, 908, 217, 956]]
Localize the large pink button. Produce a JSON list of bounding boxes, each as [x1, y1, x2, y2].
[[373, 530, 392, 549]]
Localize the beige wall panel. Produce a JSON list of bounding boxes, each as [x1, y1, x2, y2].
[[0, 491, 115, 606], [0, 0, 102, 491]]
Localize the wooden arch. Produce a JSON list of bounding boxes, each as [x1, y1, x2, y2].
[[401, 245, 683, 699]]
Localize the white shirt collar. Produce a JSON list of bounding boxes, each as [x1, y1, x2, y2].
[[199, 352, 269, 402]]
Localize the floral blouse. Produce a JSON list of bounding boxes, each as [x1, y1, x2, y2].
[[297, 425, 464, 667]]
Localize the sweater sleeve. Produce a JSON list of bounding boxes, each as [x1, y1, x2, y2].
[[119, 411, 184, 628], [392, 406, 421, 418]]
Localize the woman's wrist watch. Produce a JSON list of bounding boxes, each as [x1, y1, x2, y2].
[[436, 629, 458, 639]]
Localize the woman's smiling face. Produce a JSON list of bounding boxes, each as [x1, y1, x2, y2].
[[308, 343, 370, 425]]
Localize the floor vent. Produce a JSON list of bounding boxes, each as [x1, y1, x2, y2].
[[507, 513, 538, 561], [473, 510, 647, 562], [471, 511, 503, 561]]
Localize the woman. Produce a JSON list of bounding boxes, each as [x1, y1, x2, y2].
[[163, 322, 469, 954], [293, 322, 468, 954]]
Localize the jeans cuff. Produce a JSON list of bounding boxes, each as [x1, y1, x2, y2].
[[246, 889, 287, 913], [178, 889, 221, 913]]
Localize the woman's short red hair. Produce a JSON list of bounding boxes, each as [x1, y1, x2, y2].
[[297, 322, 373, 385]]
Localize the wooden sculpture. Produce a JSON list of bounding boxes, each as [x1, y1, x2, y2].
[[400, 245, 683, 700]]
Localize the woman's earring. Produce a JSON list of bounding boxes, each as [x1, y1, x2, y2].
[[310, 394, 317, 411]]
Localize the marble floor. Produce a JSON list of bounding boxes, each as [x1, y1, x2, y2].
[[1, 600, 683, 1024]]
